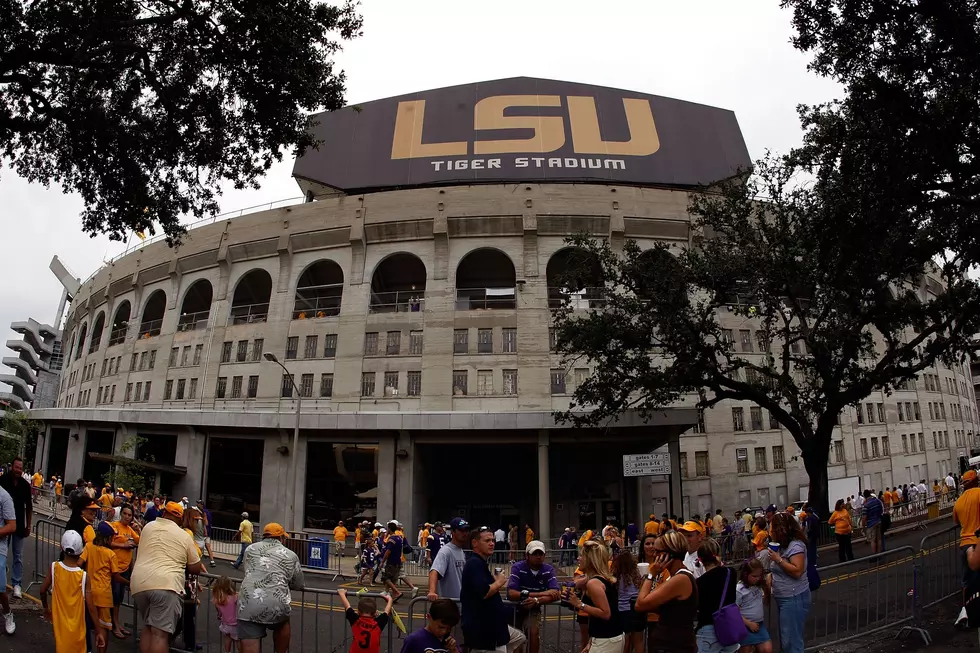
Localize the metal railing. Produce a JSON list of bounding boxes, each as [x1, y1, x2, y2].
[[455, 287, 517, 310], [546, 287, 606, 310], [136, 318, 163, 338], [107, 326, 128, 346], [176, 311, 210, 331], [292, 295, 342, 320], [369, 290, 425, 314], [229, 302, 270, 325]]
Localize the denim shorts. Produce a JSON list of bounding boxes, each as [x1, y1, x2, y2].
[[695, 625, 739, 653], [0, 554, 6, 588]]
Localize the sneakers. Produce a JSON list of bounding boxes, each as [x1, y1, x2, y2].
[[3, 610, 14, 635], [11, 586, 20, 600], [956, 606, 969, 629], [209, 559, 216, 567]]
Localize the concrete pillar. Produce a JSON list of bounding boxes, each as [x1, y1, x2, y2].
[[173, 428, 207, 502], [65, 428, 86, 484], [394, 431, 414, 523], [35, 425, 51, 476], [668, 434, 683, 518], [538, 431, 550, 542], [377, 436, 396, 522]]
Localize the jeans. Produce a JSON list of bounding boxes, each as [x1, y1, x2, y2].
[[695, 625, 738, 653], [233, 542, 248, 568], [9, 534, 24, 587], [775, 590, 811, 653], [836, 533, 854, 562]]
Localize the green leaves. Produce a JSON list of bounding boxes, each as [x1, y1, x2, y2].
[[0, 0, 362, 242]]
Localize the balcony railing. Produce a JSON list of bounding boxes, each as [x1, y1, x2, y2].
[[107, 326, 128, 347], [136, 319, 162, 338], [88, 336, 102, 354], [368, 290, 425, 314], [230, 303, 269, 325], [455, 287, 517, 310], [547, 287, 606, 310], [177, 311, 210, 332], [292, 295, 341, 320]]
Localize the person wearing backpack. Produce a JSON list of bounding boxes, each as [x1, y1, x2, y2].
[[694, 538, 742, 653]]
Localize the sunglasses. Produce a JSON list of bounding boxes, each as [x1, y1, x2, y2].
[[477, 526, 492, 533]]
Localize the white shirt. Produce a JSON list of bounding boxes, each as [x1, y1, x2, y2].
[[853, 495, 865, 510], [896, 488, 903, 499], [918, 483, 928, 496], [683, 551, 705, 578], [494, 528, 505, 542], [946, 475, 956, 489]]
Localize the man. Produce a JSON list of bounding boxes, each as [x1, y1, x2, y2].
[[643, 512, 658, 537], [428, 518, 470, 600], [30, 470, 42, 502], [947, 471, 958, 497], [426, 523, 446, 568], [861, 489, 884, 556], [678, 521, 706, 578], [624, 519, 638, 546], [195, 499, 217, 567], [233, 511, 253, 570], [918, 480, 929, 511], [0, 484, 16, 633], [600, 520, 614, 540], [712, 509, 724, 536], [494, 525, 507, 563], [742, 509, 754, 542], [84, 481, 96, 499], [953, 469, 980, 628], [557, 527, 575, 567], [333, 520, 349, 559], [0, 457, 33, 600], [143, 496, 162, 523], [129, 501, 205, 653], [417, 523, 431, 564], [380, 519, 407, 600], [237, 522, 304, 653], [461, 528, 526, 653], [506, 540, 560, 653]]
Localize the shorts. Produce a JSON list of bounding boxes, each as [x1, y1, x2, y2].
[[134, 590, 183, 634], [962, 546, 980, 588], [112, 567, 132, 605], [619, 609, 646, 633], [336, 541, 346, 550], [739, 621, 771, 646], [588, 634, 624, 653], [97, 606, 113, 628], [195, 537, 206, 551], [0, 554, 6, 588], [381, 564, 402, 584], [355, 542, 362, 551], [470, 625, 527, 653], [865, 523, 882, 544], [237, 618, 288, 641], [219, 622, 240, 640], [516, 609, 542, 630]]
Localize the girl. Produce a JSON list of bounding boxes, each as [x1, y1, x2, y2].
[[636, 530, 697, 653], [612, 550, 645, 653], [567, 540, 624, 653], [768, 513, 810, 653], [80, 521, 125, 653], [212, 576, 241, 653], [359, 537, 379, 585], [828, 499, 854, 563], [694, 538, 738, 653], [109, 503, 140, 639], [736, 558, 772, 653]]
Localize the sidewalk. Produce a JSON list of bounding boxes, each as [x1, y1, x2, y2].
[[819, 597, 978, 652]]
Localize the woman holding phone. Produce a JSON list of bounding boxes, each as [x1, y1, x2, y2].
[[566, 540, 624, 653], [635, 531, 697, 653]]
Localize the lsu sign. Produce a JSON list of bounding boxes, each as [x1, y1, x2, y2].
[[292, 77, 751, 193]]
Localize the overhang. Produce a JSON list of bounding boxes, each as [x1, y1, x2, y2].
[[2, 357, 37, 386], [86, 452, 187, 476], [5, 341, 40, 370]]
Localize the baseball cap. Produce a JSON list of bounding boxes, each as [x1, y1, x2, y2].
[[263, 523, 286, 538], [679, 521, 706, 536], [786, 506, 796, 513], [449, 517, 470, 531], [164, 501, 184, 518], [526, 540, 546, 555], [82, 499, 99, 510], [97, 521, 116, 537], [964, 470, 978, 483], [61, 531, 84, 556], [241, 511, 249, 518]]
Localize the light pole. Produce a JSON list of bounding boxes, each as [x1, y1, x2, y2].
[[264, 352, 301, 533]]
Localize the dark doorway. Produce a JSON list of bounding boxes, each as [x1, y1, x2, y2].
[[83, 430, 115, 485], [47, 428, 70, 478], [305, 443, 379, 530], [206, 438, 264, 529]]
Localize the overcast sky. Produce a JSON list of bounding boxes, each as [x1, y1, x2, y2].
[[0, 0, 840, 359]]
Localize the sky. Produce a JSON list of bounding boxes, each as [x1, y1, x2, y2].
[[0, 0, 841, 353]]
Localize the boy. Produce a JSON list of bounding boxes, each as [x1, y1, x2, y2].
[[399, 599, 460, 653], [337, 588, 393, 653], [41, 531, 106, 653], [358, 536, 379, 585]]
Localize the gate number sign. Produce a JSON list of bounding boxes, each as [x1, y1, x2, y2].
[[623, 453, 671, 477]]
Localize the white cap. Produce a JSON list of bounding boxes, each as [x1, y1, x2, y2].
[[526, 540, 546, 555], [61, 530, 84, 556], [241, 511, 249, 518]]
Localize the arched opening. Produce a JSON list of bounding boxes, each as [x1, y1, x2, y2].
[[293, 260, 344, 319], [230, 269, 272, 325], [178, 280, 213, 331], [455, 249, 517, 310], [66, 331, 76, 363], [108, 301, 131, 346], [546, 247, 604, 310], [88, 312, 105, 354], [139, 290, 167, 337], [75, 323, 88, 360], [635, 248, 689, 308], [370, 253, 426, 313]]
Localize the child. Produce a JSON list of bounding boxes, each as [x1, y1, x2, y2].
[[358, 537, 379, 586], [41, 531, 106, 653], [736, 558, 772, 653], [399, 598, 460, 653], [338, 588, 393, 653], [212, 576, 241, 653], [81, 521, 125, 651]]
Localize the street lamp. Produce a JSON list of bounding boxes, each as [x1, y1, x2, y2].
[[264, 352, 301, 532]]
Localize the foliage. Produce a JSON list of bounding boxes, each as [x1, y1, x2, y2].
[[0, 0, 362, 243], [103, 434, 153, 496], [0, 409, 40, 468]]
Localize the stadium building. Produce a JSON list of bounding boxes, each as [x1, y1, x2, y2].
[[29, 78, 979, 534]]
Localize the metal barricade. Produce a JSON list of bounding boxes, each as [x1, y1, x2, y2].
[[32, 519, 65, 589], [914, 525, 961, 612]]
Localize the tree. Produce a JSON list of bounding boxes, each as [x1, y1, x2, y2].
[[1, 0, 362, 243], [0, 409, 40, 469], [103, 434, 153, 497], [551, 154, 980, 517]]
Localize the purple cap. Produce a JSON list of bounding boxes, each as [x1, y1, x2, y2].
[[97, 521, 116, 537], [449, 517, 470, 531]]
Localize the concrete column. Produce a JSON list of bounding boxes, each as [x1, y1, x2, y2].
[[394, 431, 414, 523], [668, 434, 683, 517], [377, 436, 396, 522], [65, 428, 86, 484], [173, 428, 207, 502], [35, 425, 51, 475], [538, 431, 550, 542]]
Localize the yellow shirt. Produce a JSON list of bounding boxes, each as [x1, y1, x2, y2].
[[239, 519, 253, 544], [129, 518, 201, 595], [420, 528, 429, 546], [372, 529, 380, 539], [32, 473, 42, 488], [954, 487, 980, 548], [828, 510, 852, 535], [578, 530, 593, 547], [355, 529, 362, 544], [99, 493, 113, 510], [83, 524, 96, 546], [110, 522, 141, 571], [644, 520, 659, 535], [752, 529, 769, 552], [51, 562, 87, 653], [333, 526, 348, 542], [55, 482, 63, 496], [80, 544, 120, 608], [526, 529, 534, 544]]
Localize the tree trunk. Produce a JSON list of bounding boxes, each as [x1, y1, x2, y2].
[[802, 442, 831, 519]]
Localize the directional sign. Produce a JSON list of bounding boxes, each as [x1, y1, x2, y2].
[[623, 452, 671, 477]]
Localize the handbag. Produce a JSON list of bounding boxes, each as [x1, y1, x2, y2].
[[712, 568, 749, 646]]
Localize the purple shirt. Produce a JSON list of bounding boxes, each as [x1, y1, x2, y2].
[[383, 535, 403, 565], [399, 628, 453, 653], [507, 560, 560, 594]]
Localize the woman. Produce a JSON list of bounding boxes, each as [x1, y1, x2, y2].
[[612, 550, 645, 653], [638, 533, 663, 635], [636, 531, 697, 653], [109, 503, 141, 639], [181, 508, 204, 652], [768, 512, 811, 653], [65, 494, 99, 545], [828, 500, 854, 562], [566, 540, 624, 652], [694, 538, 738, 653], [606, 527, 624, 556], [508, 524, 518, 562]]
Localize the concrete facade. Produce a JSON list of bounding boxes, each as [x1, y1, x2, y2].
[[27, 182, 980, 535]]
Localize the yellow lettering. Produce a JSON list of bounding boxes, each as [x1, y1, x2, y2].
[[473, 95, 565, 155], [390, 100, 467, 160], [567, 97, 660, 156]]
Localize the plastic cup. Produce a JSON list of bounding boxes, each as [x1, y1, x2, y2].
[[637, 562, 650, 576], [768, 543, 780, 553]]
